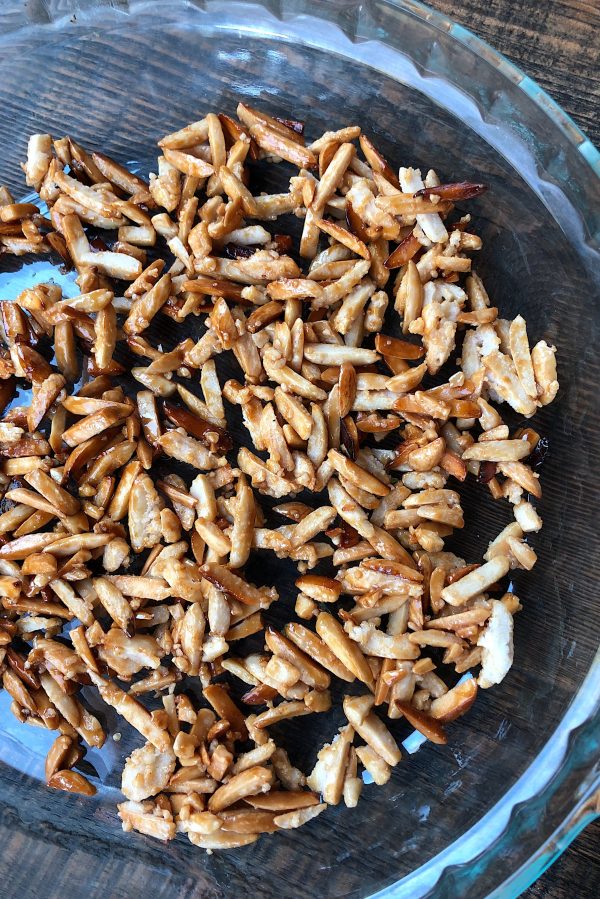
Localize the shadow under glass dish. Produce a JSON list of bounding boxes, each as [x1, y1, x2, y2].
[[0, 2, 598, 898]]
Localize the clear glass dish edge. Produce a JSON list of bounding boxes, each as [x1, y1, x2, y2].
[[0, 1, 598, 897]]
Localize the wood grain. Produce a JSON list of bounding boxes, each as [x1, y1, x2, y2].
[[427, 0, 600, 147], [525, 822, 600, 898]]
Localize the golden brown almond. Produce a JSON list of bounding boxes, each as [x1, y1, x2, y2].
[[6, 647, 40, 689], [253, 701, 312, 729], [45, 734, 75, 782], [394, 700, 448, 744], [295, 574, 342, 604], [416, 181, 487, 200], [203, 684, 248, 741], [265, 627, 330, 691], [316, 613, 375, 690], [200, 563, 273, 607], [343, 694, 401, 765], [374, 334, 425, 359], [245, 790, 320, 811], [208, 765, 273, 812], [284, 623, 355, 682], [327, 449, 389, 497], [219, 808, 278, 834], [430, 678, 478, 722], [47, 769, 97, 796]]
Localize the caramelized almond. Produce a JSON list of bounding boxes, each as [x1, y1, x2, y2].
[[375, 334, 425, 360], [416, 181, 487, 201], [45, 734, 75, 782], [384, 233, 421, 269], [162, 401, 232, 453], [394, 700, 447, 744], [48, 769, 97, 796]]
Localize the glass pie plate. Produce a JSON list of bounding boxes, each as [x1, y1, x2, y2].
[[0, 1, 598, 897]]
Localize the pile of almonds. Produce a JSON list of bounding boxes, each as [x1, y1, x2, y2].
[[0, 105, 557, 849]]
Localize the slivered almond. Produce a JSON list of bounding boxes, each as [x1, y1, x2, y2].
[[343, 694, 401, 765], [48, 769, 96, 796], [296, 574, 342, 604], [265, 628, 330, 691], [430, 678, 478, 722], [328, 449, 389, 497], [245, 790, 320, 811], [316, 613, 374, 690], [208, 766, 273, 812], [375, 334, 424, 359], [203, 684, 248, 740], [200, 563, 273, 607], [274, 803, 327, 829], [394, 700, 448, 744]]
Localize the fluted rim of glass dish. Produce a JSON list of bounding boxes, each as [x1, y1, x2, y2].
[[0, 1, 598, 896]]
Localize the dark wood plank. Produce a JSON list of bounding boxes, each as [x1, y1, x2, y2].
[[427, 0, 600, 147], [525, 820, 600, 898]]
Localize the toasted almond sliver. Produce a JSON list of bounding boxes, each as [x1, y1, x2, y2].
[[245, 790, 320, 811], [158, 119, 209, 149], [203, 683, 248, 740], [62, 407, 131, 448], [408, 629, 465, 648], [5, 487, 64, 519], [295, 574, 342, 604], [316, 612, 375, 690], [50, 578, 94, 626], [208, 766, 273, 812], [509, 315, 537, 398], [304, 344, 378, 366], [124, 273, 172, 336], [200, 562, 273, 607], [24, 469, 80, 516], [327, 449, 389, 497], [328, 478, 375, 542], [315, 218, 370, 260], [265, 627, 330, 690], [188, 830, 258, 850], [94, 577, 134, 633], [441, 555, 510, 606], [274, 802, 327, 830], [89, 672, 171, 752], [483, 350, 538, 416], [284, 622, 355, 682], [394, 700, 447, 744], [219, 808, 278, 834], [343, 694, 401, 765], [162, 147, 214, 178], [289, 506, 337, 549], [274, 387, 313, 442], [461, 439, 530, 462], [430, 678, 478, 722], [263, 348, 327, 402], [250, 123, 316, 169], [530, 340, 558, 405], [42, 533, 112, 557], [48, 769, 97, 796], [253, 701, 312, 729], [158, 430, 220, 470]]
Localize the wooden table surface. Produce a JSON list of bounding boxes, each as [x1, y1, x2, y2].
[[423, 4, 600, 895]]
